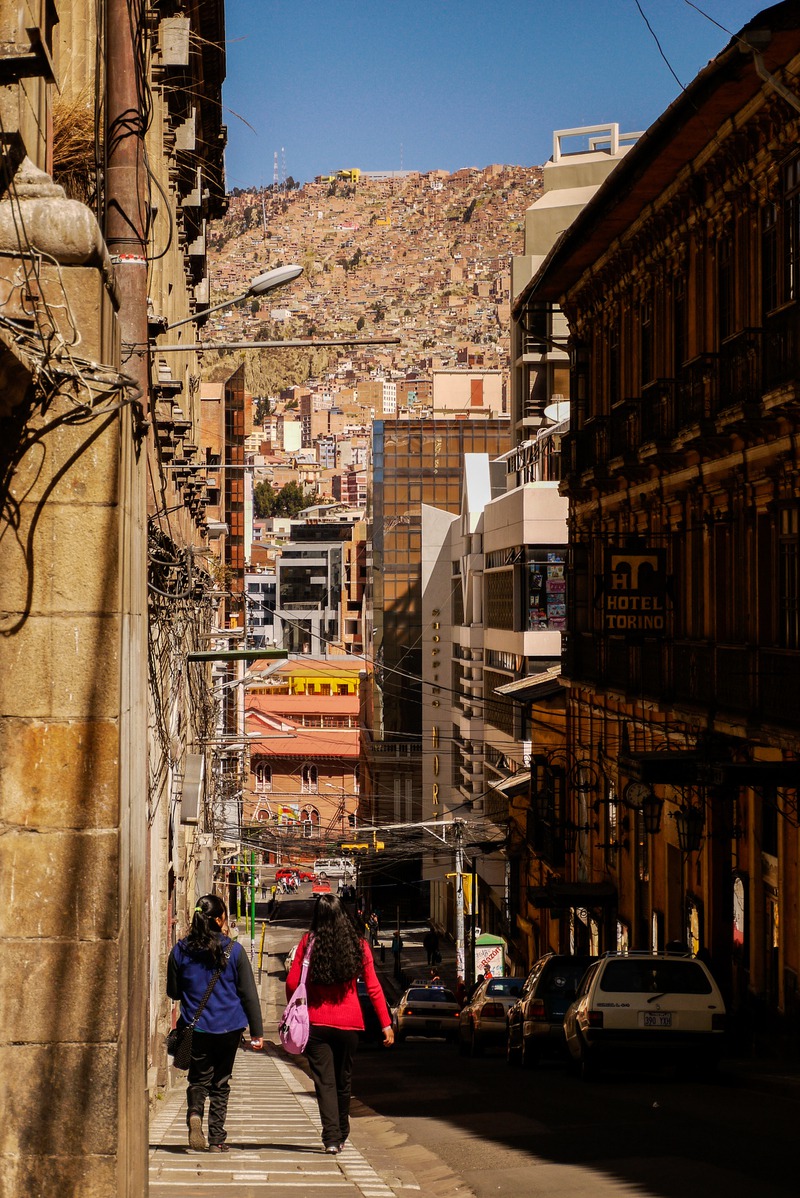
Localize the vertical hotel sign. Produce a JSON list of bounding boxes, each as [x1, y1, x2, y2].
[[431, 609, 441, 808], [603, 548, 667, 635]]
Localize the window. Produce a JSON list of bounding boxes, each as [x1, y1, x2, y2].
[[254, 762, 272, 793], [301, 764, 318, 793], [762, 203, 779, 315], [604, 782, 619, 871], [732, 875, 747, 962], [485, 569, 514, 629], [526, 550, 566, 631], [779, 507, 800, 649], [673, 274, 688, 372], [717, 234, 734, 343], [636, 807, 650, 883], [640, 299, 653, 386], [607, 321, 620, 407], [300, 805, 320, 837], [785, 155, 800, 302]]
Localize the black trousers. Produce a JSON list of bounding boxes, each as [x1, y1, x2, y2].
[[304, 1026, 359, 1149], [186, 1029, 242, 1146]]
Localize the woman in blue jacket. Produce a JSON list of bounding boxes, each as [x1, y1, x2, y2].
[[167, 893, 263, 1152]]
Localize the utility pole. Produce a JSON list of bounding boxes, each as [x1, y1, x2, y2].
[[454, 820, 465, 978]]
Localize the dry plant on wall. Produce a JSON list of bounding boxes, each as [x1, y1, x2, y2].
[[52, 89, 97, 205]]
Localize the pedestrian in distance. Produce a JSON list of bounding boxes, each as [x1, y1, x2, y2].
[[285, 893, 394, 1154], [369, 912, 379, 946], [391, 929, 404, 979], [422, 924, 440, 966], [167, 893, 263, 1153]]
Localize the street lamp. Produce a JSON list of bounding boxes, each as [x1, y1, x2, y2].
[[162, 263, 303, 331], [675, 805, 705, 853]]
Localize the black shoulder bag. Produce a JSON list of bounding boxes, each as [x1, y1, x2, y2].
[[167, 948, 231, 1070]]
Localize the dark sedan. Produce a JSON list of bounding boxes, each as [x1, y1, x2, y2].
[[506, 953, 596, 1067]]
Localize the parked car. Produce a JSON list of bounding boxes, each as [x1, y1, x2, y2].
[[276, 866, 316, 882], [563, 951, 726, 1079], [393, 985, 461, 1042], [506, 953, 596, 1068], [459, 976, 524, 1056], [313, 857, 354, 881]]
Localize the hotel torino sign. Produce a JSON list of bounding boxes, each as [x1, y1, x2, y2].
[[602, 547, 667, 635]]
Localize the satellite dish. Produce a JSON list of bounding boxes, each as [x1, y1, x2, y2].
[[543, 399, 570, 423]]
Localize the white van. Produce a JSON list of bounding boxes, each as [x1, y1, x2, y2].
[[313, 857, 355, 881]]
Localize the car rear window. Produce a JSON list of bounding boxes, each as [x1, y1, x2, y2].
[[406, 988, 456, 1003], [599, 959, 713, 995], [486, 979, 523, 997], [541, 960, 593, 995]]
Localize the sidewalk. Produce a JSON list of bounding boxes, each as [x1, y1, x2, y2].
[[149, 932, 472, 1198]]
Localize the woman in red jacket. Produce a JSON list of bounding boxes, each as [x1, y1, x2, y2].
[[286, 893, 393, 1153]]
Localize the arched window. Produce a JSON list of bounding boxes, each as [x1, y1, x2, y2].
[[301, 763, 318, 793], [254, 762, 272, 793], [301, 806, 320, 838]]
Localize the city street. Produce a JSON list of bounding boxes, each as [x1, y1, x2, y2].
[[250, 887, 800, 1198], [355, 1035, 797, 1198]]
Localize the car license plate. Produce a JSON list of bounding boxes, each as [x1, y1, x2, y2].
[[641, 1011, 672, 1028]]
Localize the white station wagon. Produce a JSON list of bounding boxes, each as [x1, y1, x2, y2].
[[564, 951, 726, 1078]]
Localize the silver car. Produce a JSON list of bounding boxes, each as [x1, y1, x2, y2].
[[459, 976, 524, 1056], [393, 985, 461, 1042]]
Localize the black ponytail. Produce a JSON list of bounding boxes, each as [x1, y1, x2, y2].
[[184, 893, 227, 968]]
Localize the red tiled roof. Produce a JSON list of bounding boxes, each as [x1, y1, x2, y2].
[[246, 694, 359, 716], [245, 721, 359, 759]]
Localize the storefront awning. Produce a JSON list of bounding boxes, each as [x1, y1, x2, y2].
[[488, 770, 531, 797], [494, 665, 563, 700]]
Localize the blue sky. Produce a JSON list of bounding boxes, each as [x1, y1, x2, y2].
[[223, 0, 766, 190]]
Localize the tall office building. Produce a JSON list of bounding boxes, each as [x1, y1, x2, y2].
[[364, 419, 512, 912]]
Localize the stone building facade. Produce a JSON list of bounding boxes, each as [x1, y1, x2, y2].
[[518, 4, 800, 1042], [0, 2, 228, 1193]]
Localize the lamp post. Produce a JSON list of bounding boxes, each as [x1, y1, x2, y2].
[[161, 263, 303, 331], [675, 805, 705, 854]]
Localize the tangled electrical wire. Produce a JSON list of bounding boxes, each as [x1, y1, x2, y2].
[[0, 309, 145, 637]]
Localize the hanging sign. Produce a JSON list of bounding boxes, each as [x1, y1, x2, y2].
[[602, 547, 667, 635]]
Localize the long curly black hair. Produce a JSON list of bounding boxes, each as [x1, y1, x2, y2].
[[307, 893, 365, 986], [183, 893, 228, 969]]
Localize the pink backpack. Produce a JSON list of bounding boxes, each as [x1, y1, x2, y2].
[[279, 936, 314, 1054]]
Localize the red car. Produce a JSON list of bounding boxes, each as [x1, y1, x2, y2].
[[276, 866, 316, 882]]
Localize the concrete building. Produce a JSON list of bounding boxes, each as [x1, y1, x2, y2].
[[365, 418, 512, 917], [431, 368, 507, 417], [509, 124, 640, 444], [421, 457, 569, 971]]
